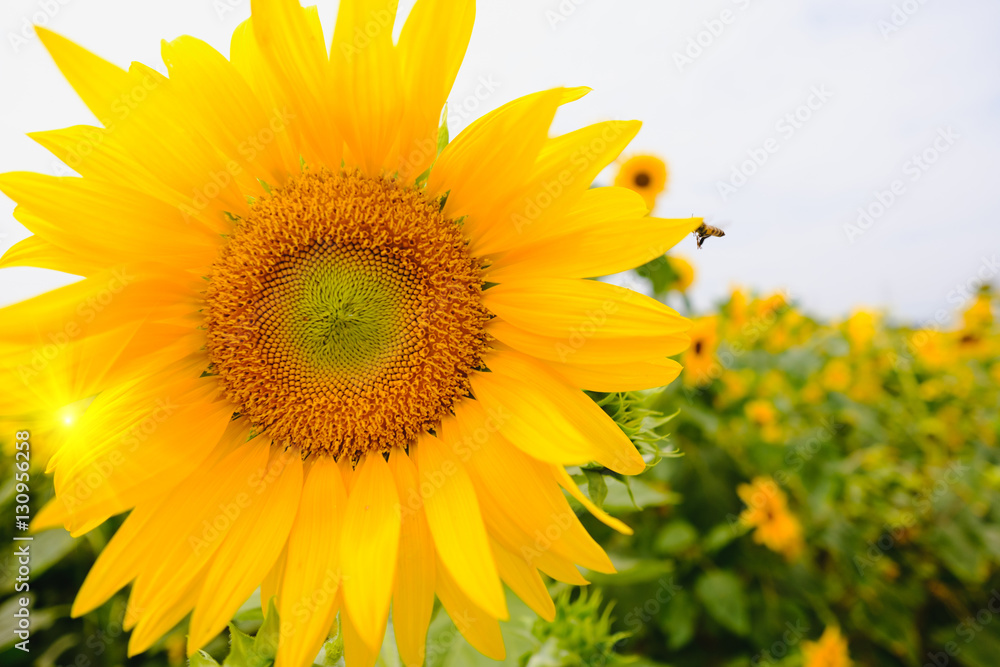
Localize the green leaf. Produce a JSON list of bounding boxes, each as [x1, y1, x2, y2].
[[584, 470, 608, 508], [702, 521, 747, 554], [654, 520, 698, 556], [659, 590, 698, 650], [601, 477, 679, 513], [694, 570, 750, 637]]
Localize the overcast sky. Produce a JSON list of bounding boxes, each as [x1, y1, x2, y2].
[[1, 0, 998, 324]]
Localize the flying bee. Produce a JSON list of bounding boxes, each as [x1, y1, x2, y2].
[[693, 221, 726, 249]]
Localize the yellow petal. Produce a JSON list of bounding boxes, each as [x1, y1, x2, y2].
[[429, 88, 585, 223], [275, 458, 347, 667], [128, 567, 206, 657], [550, 465, 633, 536], [259, 542, 288, 623], [484, 277, 688, 340], [50, 362, 232, 532], [490, 538, 555, 622], [388, 447, 436, 667], [0, 262, 201, 355], [0, 172, 219, 268], [341, 603, 380, 667], [124, 440, 272, 639], [471, 349, 646, 475], [71, 498, 165, 617], [35, 29, 248, 227], [247, 0, 341, 169], [187, 449, 303, 653], [470, 121, 641, 256], [414, 433, 507, 620], [545, 356, 683, 392], [470, 477, 589, 586], [484, 216, 702, 281], [160, 36, 297, 187], [395, 0, 475, 180], [341, 452, 401, 652], [34, 27, 131, 126], [435, 557, 506, 660], [444, 399, 615, 573], [488, 317, 690, 366], [330, 0, 402, 175], [0, 234, 100, 276]]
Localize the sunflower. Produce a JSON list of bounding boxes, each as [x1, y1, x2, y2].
[[682, 316, 718, 385], [614, 154, 669, 209], [801, 626, 853, 667], [0, 1, 700, 665], [737, 476, 804, 561], [667, 254, 695, 292], [845, 310, 876, 352]]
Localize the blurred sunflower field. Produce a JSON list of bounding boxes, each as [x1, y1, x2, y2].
[[2, 155, 999, 667]]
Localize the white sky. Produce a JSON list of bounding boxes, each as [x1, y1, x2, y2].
[[1, 0, 998, 324]]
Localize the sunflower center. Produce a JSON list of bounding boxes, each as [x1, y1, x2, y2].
[[633, 172, 651, 188], [205, 169, 490, 461]]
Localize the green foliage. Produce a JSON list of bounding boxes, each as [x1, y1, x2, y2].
[[521, 590, 632, 667]]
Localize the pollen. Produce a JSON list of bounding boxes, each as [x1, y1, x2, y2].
[[205, 169, 490, 461]]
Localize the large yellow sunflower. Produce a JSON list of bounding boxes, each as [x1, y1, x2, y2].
[[0, 2, 700, 665]]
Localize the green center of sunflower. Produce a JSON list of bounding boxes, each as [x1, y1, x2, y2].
[[275, 243, 419, 373], [204, 170, 490, 461]]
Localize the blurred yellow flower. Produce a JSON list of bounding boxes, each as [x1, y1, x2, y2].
[[668, 255, 695, 292], [846, 310, 877, 351], [717, 369, 753, 406], [821, 359, 851, 393], [683, 317, 719, 385], [744, 399, 783, 443], [801, 380, 825, 405], [962, 293, 993, 331], [727, 288, 749, 331], [744, 399, 777, 426], [738, 477, 804, 560], [614, 154, 669, 209], [802, 626, 852, 667], [912, 330, 956, 370]]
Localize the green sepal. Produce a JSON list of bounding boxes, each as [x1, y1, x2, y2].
[[437, 109, 450, 155], [222, 623, 264, 667], [254, 597, 281, 659], [583, 469, 608, 508], [190, 650, 222, 667]]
